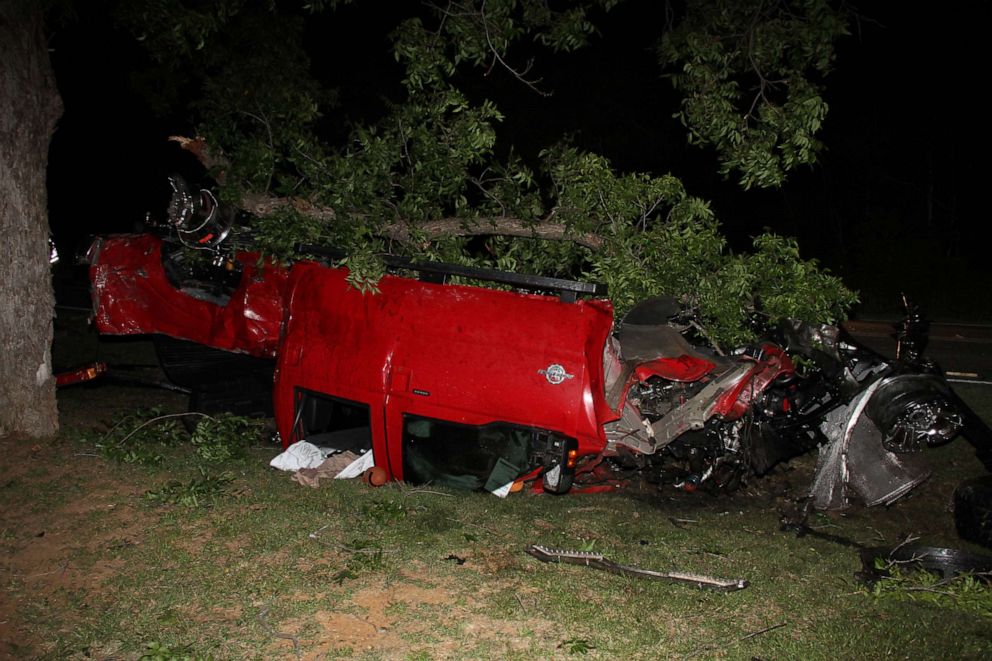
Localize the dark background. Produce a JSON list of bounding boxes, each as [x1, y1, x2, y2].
[[46, 2, 988, 319]]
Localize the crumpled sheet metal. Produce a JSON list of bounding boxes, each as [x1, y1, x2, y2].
[[810, 379, 931, 509], [89, 235, 288, 357]]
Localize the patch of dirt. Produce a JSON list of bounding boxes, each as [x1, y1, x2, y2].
[[265, 576, 557, 660], [1, 348, 182, 659], [306, 611, 383, 656], [267, 578, 453, 658], [0, 435, 161, 658], [351, 579, 451, 627]]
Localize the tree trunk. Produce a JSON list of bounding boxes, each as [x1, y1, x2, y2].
[[0, 1, 62, 438]]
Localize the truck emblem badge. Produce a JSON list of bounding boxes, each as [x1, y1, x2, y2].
[[539, 363, 574, 385]]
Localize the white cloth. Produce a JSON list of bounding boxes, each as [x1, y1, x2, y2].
[[334, 450, 375, 479], [269, 441, 326, 471]]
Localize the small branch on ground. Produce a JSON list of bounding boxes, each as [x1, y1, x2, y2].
[[739, 621, 788, 642], [686, 621, 789, 657], [113, 412, 214, 447], [445, 517, 498, 536], [257, 605, 302, 660]]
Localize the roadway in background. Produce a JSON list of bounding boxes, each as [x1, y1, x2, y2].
[[843, 320, 992, 383]]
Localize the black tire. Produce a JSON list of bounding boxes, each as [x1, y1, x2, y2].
[[954, 475, 992, 550]]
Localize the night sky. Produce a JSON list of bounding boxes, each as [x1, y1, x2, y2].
[[45, 2, 987, 318]]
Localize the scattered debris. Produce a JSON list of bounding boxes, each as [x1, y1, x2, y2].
[[334, 451, 374, 479], [282, 449, 375, 487], [362, 465, 389, 487], [54, 361, 107, 387], [290, 451, 361, 487], [858, 545, 992, 586], [524, 544, 747, 592]]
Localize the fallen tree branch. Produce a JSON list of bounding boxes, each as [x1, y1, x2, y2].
[[168, 135, 229, 184], [382, 216, 604, 250], [113, 412, 214, 447], [241, 192, 337, 222], [170, 136, 337, 222], [169, 135, 604, 249]]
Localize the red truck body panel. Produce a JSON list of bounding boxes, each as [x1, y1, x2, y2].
[[273, 263, 616, 479], [89, 235, 289, 357]]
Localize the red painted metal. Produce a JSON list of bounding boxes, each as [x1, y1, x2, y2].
[[88, 235, 289, 357], [272, 262, 616, 479], [712, 344, 794, 419], [54, 362, 107, 387], [633, 355, 715, 383]]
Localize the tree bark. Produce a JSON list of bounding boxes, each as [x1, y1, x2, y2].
[[0, 1, 62, 438]]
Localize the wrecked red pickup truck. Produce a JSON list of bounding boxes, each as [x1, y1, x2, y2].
[[90, 231, 617, 493], [86, 179, 991, 506]]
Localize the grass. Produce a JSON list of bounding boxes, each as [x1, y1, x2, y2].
[[5, 334, 992, 658]]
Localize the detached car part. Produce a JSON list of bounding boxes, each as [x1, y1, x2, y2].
[[54, 362, 107, 387], [525, 544, 748, 592], [166, 175, 236, 250], [858, 544, 992, 585], [809, 371, 963, 510]]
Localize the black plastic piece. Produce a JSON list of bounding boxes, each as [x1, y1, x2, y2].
[[949, 390, 992, 472], [858, 544, 992, 583], [153, 335, 275, 388], [541, 436, 578, 494], [296, 243, 607, 302], [621, 295, 680, 325], [188, 377, 274, 419]]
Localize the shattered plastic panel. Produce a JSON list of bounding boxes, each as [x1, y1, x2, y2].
[[89, 235, 289, 357]]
